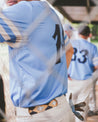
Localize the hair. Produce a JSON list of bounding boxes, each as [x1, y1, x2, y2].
[[78, 25, 91, 37]]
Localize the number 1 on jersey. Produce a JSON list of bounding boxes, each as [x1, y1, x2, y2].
[[53, 24, 61, 64]]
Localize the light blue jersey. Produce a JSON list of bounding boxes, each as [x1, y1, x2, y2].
[[0, 1, 68, 107], [68, 38, 98, 80]]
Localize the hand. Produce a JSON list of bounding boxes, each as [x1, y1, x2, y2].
[[68, 75, 72, 80]]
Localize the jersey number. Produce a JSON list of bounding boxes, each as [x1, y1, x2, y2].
[[72, 48, 88, 63], [53, 24, 64, 64]]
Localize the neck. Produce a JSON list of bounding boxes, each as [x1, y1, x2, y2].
[[79, 34, 88, 40]]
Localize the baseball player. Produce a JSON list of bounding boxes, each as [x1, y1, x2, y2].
[[68, 25, 98, 80], [68, 24, 98, 121], [0, 0, 75, 122], [63, 23, 74, 39]]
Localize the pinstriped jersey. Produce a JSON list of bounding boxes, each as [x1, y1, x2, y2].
[[0, 1, 68, 107], [68, 38, 98, 80]]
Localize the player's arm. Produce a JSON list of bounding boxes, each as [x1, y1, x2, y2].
[[66, 44, 74, 69], [64, 35, 74, 69], [94, 66, 98, 71]]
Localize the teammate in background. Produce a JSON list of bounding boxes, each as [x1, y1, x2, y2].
[[0, 0, 75, 122], [68, 24, 98, 80], [63, 23, 74, 39], [68, 25, 98, 118], [63, 23, 74, 69]]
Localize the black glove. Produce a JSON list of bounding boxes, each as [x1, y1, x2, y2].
[[69, 93, 86, 121]]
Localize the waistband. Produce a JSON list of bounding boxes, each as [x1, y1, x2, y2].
[[16, 95, 66, 117]]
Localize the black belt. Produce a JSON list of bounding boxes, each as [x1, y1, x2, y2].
[[28, 99, 58, 115]]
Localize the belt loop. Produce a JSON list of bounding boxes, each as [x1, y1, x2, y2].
[[64, 94, 66, 96]]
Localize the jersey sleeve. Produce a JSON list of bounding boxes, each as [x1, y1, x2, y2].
[[92, 45, 98, 67], [0, 11, 22, 47], [0, 2, 30, 48]]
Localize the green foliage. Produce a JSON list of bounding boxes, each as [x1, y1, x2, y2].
[[90, 24, 98, 41]]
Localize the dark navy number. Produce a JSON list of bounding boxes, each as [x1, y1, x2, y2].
[[53, 24, 62, 64], [78, 50, 88, 63], [72, 48, 88, 64], [71, 48, 77, 61]]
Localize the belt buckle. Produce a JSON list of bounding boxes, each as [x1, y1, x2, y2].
[[28, 99, 58, 115]]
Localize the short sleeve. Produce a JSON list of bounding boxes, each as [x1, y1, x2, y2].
[[93, 45, 98, 66], [0, 2, 30, 47]]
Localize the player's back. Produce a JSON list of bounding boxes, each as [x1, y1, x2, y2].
[[2, 1, 67, 107], [68, 38, 97, 80]]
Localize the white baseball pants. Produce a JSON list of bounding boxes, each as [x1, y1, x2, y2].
[[15, 95, 75, 122]]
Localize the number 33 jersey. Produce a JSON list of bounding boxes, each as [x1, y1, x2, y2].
[[68, 38, 98, 80]]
